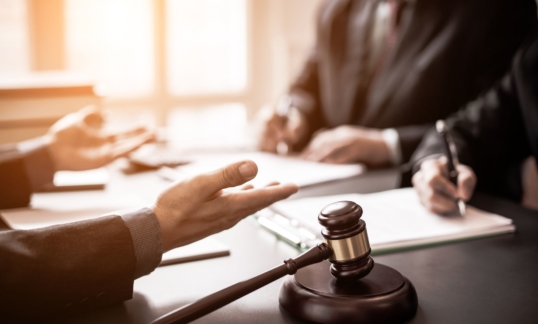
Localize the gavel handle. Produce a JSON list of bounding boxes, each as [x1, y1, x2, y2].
[[151, 243, 332, 324]]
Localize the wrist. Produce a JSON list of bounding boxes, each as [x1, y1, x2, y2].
[[152, 205, 171, 252], [42, 134, 62, 172], [380, 128, 403, 166]]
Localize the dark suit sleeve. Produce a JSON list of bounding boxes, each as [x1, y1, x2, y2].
[[0, 215, 137, 320], [394, 124, 434, 164], [397, 0, 537, 167], [0, 138, 55, 209], [410, 36, 538, 200]]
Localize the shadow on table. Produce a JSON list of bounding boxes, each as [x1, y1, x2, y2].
[[278, 304, 426, 324], [56, 292, 154, 324]]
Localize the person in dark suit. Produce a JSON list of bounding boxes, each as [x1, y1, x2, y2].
[[411, 32, 538, 214], [0, 107, 298, 320], [259, 0, 536, 174]]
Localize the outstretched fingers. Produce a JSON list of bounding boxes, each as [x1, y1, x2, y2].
[[105, 126, 152, 142], [194, 160, 259, 197], [110, 131, 155, 160], [230, 183, 299, 216]]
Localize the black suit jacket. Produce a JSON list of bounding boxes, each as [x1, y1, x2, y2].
[[411, 31, 538, 201], [0, 216, 136, 321], [290, 0, 536, 163]]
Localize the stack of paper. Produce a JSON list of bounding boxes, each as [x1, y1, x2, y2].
[[269, 188, 515, 252]]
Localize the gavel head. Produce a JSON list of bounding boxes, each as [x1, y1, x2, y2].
[[318, 201, 374, 281]]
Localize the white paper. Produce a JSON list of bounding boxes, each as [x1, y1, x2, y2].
[[270, 188, 515, 251], [160, 151, 365, 188], [0, 190, 141, 230], [53, 168, 109, 186]]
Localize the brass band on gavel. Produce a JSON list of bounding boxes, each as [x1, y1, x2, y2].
[[324, 227, 370, 262]]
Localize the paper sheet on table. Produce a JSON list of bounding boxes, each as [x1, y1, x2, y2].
[[0, 190, 140, 230], [270, 188, 515, 251], [53, 168, 109, 186], [159, 151, 365, 188]]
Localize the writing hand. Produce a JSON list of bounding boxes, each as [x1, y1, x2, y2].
[[257, 104, 308, 154], [152, 160, 299, 251], [412, 157, 476, 214]]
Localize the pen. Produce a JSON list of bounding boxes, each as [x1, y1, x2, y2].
[[276, 94, 292, 155], [436, 120, 466, 216]]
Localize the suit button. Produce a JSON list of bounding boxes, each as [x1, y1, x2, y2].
[[97, 292, 110, 304], [80, 297, 92, 306]]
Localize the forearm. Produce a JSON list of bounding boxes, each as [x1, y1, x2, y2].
[[0, 206, 163, 320], [0, 216, 137, 319], [120, 207, 163, 278]]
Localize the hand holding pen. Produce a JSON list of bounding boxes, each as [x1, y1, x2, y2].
[[275, 95, 293, 155], [412, 120, 477, 215], [436, 120, 467, 215], [258, 94, 309, 155]]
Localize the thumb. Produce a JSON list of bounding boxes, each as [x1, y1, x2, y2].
[[79, 105, 105, 129], [197, 160, 258, 195]]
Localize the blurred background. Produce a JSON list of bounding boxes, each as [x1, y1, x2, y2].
[[0, 0, 322, 148]]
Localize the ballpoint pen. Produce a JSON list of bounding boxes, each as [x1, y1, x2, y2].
[[436, 120, 466, 216], [275, 94, 292, 155]]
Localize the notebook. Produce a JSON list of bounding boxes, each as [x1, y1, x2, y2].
[[258, 188, 515, 252]]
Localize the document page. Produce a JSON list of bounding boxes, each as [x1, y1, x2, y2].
[[160, 151, 365, 188], [270, 188, 515, 251], [0, 190, 139, 230]]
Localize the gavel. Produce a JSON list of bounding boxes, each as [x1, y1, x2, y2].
[[152, 201, 417, 324]]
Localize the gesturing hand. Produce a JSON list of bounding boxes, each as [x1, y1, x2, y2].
[[412, 157, 477, 215], [300, 126, 390, 166], [45, 106, 155, 171], [152, 160, 299, 252]]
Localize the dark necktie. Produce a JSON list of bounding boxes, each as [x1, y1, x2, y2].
[[368, 0, 407, 86], [348, 0, 407, 123]]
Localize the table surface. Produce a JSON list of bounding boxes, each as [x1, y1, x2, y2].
[[2, 164, 537, 324]]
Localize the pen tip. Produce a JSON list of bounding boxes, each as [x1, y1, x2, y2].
[[458, 200, 466, 216]]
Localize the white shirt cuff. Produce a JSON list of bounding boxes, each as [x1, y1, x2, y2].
[[381, 128, 403, 166]]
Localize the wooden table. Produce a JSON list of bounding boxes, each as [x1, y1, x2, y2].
[[3, 164, 537, 324]]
